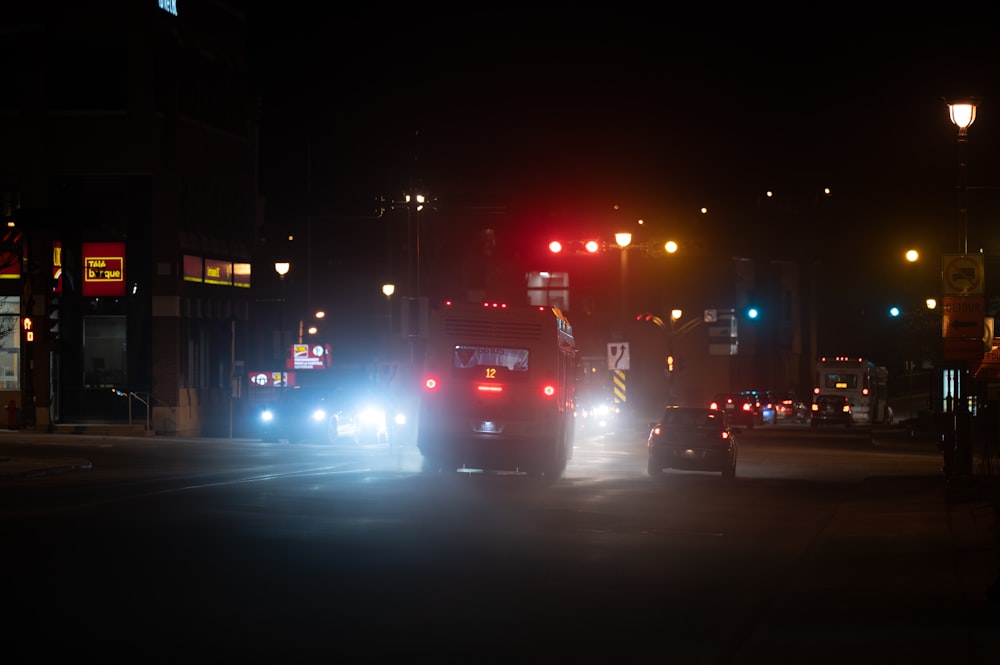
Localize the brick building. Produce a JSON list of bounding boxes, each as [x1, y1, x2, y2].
[[0, 1, 259, 435]]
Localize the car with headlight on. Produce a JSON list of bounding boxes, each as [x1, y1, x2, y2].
[[257, 389, 336, 444], [330, 387, 392, 444], [256, 372, 408, 446], [574, 389, 619, 431], [647, 405, 738, 479]]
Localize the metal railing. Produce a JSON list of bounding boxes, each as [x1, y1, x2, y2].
[[111, 389, 150, 432]]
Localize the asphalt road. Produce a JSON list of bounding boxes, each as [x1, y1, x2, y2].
[[2, 423, 998, 664]]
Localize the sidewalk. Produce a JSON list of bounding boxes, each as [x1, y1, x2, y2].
[[730, 471, 1000, 664]]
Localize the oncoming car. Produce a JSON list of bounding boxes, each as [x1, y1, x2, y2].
[[331, 390, 392, 444], [257, 389, 336, 444], [256, 384, 401, 445], [647, 406, 738, 479], [574, 389, 619, 431]]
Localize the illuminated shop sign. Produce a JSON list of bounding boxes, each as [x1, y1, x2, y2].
[[247, 371, 293, 388], [0, 228, 22, 280], [82, 242, 125, 297], [52, 241, 63, 294], [182, 255, 203, 283], [0, 251, 18, 279], [288, 344, 330, 370], [233, 262, 251, 288], [205, 258, 233, 286], [182, 254, 251, 288], [158, 0, 178, 17]]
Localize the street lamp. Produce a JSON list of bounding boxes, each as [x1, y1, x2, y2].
[[298, 309, 324, 344], [945, 98, 978, 479], [274, 261, 290, 388], [382, 283, 395, 338], [615, 232, 632, 339], [948, 99, 977, 254], [402, 192, 429, 297], [667, 309, 682, 401]]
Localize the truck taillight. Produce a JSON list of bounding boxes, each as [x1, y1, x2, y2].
[[542, 384, 556, 397], [424, 377, 439, 391], [476, 384, 503, 393]]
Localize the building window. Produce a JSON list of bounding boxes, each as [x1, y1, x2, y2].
[[0, 297, 20, 391], [526, 271, 570, 311], [83, 316, 126, 388]]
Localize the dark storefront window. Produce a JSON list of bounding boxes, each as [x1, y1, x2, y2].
[[83, 316, 126, 388]]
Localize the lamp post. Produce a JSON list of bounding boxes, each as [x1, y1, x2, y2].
[[667, 308, 682, 402], [615, 232, 632, 339], [946, 98, 978, 479], [638, 309, 702, 404], [382, 283, 395, 338], [298, 309, 324, 344], [403, 192, 427, 298], [948, 99, 977, 254], [274, 261, 290, 390]]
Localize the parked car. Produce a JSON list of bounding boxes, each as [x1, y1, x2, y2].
[[708, 392, 757, 428], [647, 406, 738, 479], [810, 394, 852, 428]]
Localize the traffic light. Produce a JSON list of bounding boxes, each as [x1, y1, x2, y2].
[[746, 306, 760, 320], [547, 240, 601, 255], [666, 355, 674, 372], [636, 312, 665, 327], [888, 305, 901, 318]]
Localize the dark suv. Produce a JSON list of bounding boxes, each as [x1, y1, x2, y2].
[[810, 394, 852, 428]]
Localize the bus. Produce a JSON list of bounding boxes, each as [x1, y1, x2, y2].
[[813, 356, 889, 425], [416, 300, 578, 477]]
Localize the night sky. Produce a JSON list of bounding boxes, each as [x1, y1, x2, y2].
[[244, 10, 1000, 358]]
